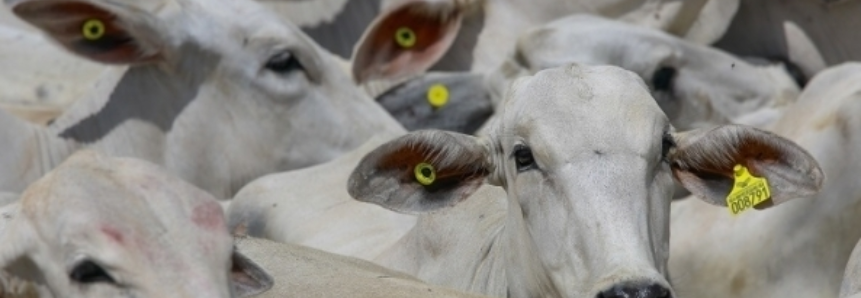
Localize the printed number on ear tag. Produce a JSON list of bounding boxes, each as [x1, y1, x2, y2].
[[726, 164, 771, 216], [395, 27, 417, 48], [82, 19, 106, 41], [427, 84, 449, 108], [414, 162, 436, 186]]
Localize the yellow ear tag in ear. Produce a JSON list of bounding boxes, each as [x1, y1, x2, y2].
[[427, 84, 449, 108], [394, 27, 417, 48], [414, 162, 436, 186], [82, 19, 106, 41], [726, 164, 771, 216]]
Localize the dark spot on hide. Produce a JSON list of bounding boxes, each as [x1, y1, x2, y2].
[[594, 150, 603, 155], [59, 43, 218, 143], [301, 0, 381, 59]]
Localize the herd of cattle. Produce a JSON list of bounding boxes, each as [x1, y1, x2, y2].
[[1, 0, 860, 297]]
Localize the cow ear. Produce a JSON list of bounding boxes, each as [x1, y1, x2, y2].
[[351, 0, 463, 84], [230, 250, 273, 297], [669, 125, 823, 209], [0, 202, 36, 270], [348, 130, 493, 214], [11, 0, 163, 64], [375, 72, 493, 134]]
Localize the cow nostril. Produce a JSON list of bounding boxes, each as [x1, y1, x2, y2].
[[596, 282, 671, 298]]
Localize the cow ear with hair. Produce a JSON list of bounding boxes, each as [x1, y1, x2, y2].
[[351, 0, 463, 84], [348, 130, 494, 214], [11, 0, 165, 64], [669, 124, 823, 209], [229, 250, 273, 297]]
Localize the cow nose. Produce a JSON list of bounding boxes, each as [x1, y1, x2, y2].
[[596, 282, 671, 298]]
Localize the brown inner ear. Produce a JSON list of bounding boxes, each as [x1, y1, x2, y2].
[[13, 1, 159, 64], [369, 5, 453, 53], [378, 142, 488, 191], [352, 3, 461, 82], [671, 135, 785, 179]]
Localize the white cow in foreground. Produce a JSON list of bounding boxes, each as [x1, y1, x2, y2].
[[669, 62, 861, 298], [0, 0, 403, 199], [0, 150, 488, 298], [231, 63, 822, 297], [0, 151, 273, 297]]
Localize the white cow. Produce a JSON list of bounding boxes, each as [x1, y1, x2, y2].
[[0, 150, 485, 298], [231, 63, 822, 297], [0, 151, 273, 297], [0, 0, 403, 199], [350, 0, 740, 83], [0, 12, 117, 124], [484, 14, 800, 131], [669, 62, 861, 298]]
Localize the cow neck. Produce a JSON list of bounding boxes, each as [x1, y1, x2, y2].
[[389, 186, 556, 297]]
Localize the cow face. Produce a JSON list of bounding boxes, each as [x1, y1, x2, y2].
[[349, 64, 822, 297], [10, 0, 401, 198], [0, 151, 272, 297]]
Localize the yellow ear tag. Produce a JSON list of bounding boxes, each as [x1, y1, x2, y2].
[[82, 19, 106, 41], [726, 164, 771, 216], [414, 162, 436, 186], [427, 84, 449, 108], [394, 27, 417, 48]]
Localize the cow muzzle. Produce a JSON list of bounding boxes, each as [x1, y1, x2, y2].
[[595, 281, 671, 298]]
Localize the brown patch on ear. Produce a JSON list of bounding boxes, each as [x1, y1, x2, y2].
[[12, 1, 160, 64], [352, 1, 462, 83], [377, 140, 489, 192], [670, 130, 785, 180], [348, 130, 492, 214], [671, 125, 823, 207]]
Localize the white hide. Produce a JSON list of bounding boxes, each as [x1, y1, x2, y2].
[[0, 0, 404, 199], [0, 151, 273, 298], [235, 236, 490, 298], [231, 64, 822, 298], [670, 63, 861, 298], [486, 14, 799, 131]]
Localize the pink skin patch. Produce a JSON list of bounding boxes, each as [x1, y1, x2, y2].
[[192, 202, 225, 231], [100, 226, 124, 245]]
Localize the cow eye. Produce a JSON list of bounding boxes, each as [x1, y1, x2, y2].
[[70, 260, 115, 284], [513, 145, 536, 172], [651, 67, 676, 92], [661, 132, 675, 160], [265, 51, 303, 74]]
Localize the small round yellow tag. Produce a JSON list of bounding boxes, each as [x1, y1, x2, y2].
[[394, 27, 417, 48], [82, 19, 106, 41], [427, 84, 449, 108], [414, 162, 436, 186]]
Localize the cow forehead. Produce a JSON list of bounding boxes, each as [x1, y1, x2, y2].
[[20, 153, 229, 247], [500, 65, 667, 155]]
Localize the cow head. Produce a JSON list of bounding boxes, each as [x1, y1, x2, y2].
[[9, 0, 402, 198], [489, 14, 800, 130], [0, 151, 272, 297], [349, 64, 822, 297]]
